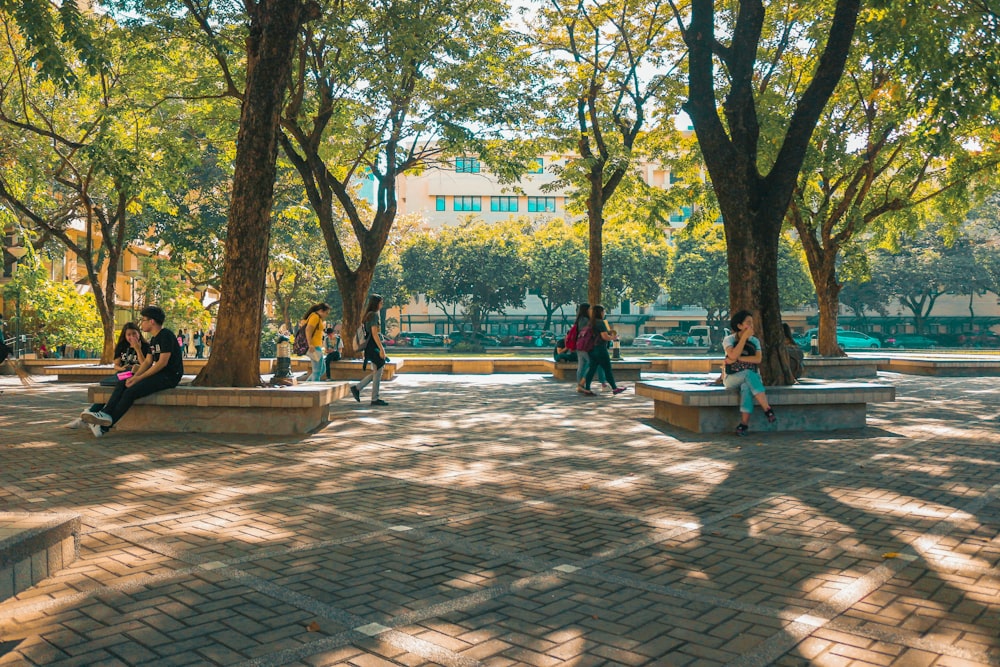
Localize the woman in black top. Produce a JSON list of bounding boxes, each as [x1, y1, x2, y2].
[[350, 294, 389, 406], [581, 304, 627, 396]]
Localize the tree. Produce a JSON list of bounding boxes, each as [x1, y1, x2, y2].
[[2, 259, 103, 354], [0, 11, 195, 361], [787, 2, 1000, 355], [678, 0, 861, 383], [667, 225, 730, 343], [532, 0, 686, 304], [278, 0, 536, 356], [192, 0, 320, 387], [523, 218, 587, 331], [401, 219, 529, 332], [602, 219, 671, 311]]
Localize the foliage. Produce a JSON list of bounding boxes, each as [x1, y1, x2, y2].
[[602, 219, 670, 307], [138, 258, 212, 333], [522, 218, 587, 330], [2, 262, 103, 353], [667, 225, 730, 329]]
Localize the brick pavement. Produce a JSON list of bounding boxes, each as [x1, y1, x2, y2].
[[1, 371, 998, 666]]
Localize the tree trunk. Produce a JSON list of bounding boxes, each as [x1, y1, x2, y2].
[[586, 170, 604, 306], [338, 269, 373, 358], [807, 250, 846, 357], [194, 0, 310, 387]]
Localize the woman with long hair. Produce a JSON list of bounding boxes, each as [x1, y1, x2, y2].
[[67, 322, 150, 429], [350, 294, 389, 406], [723, 310, 776, 436], [300, 303, 331, 381], [581, 304, 627, 396]]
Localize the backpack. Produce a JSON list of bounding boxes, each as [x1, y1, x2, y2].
[[354, 321, 370, 354], [292, 324, 310, 355], [576, 324, 596, 352], [565, 323, 579, 351]]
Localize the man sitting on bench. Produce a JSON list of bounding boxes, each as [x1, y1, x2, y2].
[[81, 305, 184, 437]]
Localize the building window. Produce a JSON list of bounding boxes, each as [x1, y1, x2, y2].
[[435, 196, 446, 211], [454, 196, 482, 212], [456, 157, 481, 173], [490, 196, 518, 212], [529, 158, 544, 174], [527, 196, 556, 213]]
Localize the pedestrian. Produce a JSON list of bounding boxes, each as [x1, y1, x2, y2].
[[299, 303, 331, 382], [723, 310, 776, 436], [580, 304, 627, 396], [782, 323, 804, 380], [194, 329, 205, 359], [350, 294, 389, 406], [323, 326, 342, 380], [80, 306, 184, 437], [567, 303, 606, 393]]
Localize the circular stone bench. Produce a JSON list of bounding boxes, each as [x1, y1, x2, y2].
[[552, 359, 651, 381], [635, 379, 895, 433], [86, 382, 349, 435]]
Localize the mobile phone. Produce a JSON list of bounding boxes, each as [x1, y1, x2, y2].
[[116, 371, 133, 380]]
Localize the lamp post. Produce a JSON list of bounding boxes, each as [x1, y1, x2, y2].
[[126, 269, 141, 321], [7, 246, 28, 358]]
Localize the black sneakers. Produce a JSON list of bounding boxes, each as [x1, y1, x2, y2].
[[350, 385, 360, 402], [370, 399, 388, 406], [764, 408, 777, 423], [736, 423, 749, 436]]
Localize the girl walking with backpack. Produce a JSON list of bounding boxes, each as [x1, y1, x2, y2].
[[567, 302, 606, 393], [580, 305, 627, 396], [300, 303, 331, 381], [350, 294, 389, 406]]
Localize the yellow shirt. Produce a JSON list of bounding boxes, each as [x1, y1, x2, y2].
[[306, 312, 324, 347]]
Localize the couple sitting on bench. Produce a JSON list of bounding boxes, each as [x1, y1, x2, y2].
[[76, 305, 184, 437]]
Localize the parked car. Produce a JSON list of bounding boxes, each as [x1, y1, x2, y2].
[[395, 332, 445, 347], [957, 330, 1000, 348], [631, 333, 675, 348], [794, 327, 845, 350], [885, 334, 938, 349], [685, 325, 730, 346], [511, 329, 556, 347], [447, 331, 502, 347], [836, 330, 882, 349]]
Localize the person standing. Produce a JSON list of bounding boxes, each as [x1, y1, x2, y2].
[[723, 310, 776, 436], [350, 294, 389, 406], [300, 303, 331, 382], [80, 306, 184, 437], [581, 304, 627, 396], [194, 329, 205, 359]]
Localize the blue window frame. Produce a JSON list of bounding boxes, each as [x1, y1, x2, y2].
[[490, 196, 518, 212], [435, 196, 446, 211], [527, 196, 556, 213], [454, 196, 482, 212], [456, 157, 481, 173]]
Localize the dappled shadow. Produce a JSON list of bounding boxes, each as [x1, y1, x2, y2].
[[1, 372, 998, 665]]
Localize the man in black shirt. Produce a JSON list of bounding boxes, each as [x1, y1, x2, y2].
[[81, 305, 184, 437]]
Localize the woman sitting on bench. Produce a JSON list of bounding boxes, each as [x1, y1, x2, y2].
[[723, 310, 776, 436]]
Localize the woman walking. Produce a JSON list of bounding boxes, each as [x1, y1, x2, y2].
[[300, 303, 331, 382], [350, 294, 389, 406], [723, 310, 776, 436], [581, 305, 627, 396]]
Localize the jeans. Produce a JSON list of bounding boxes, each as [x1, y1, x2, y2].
[[723, 369, 765, 414], [355, 349, 385, 400], [306, 346, 325, 381], [584, 347, 617, 390], [100, 373, 181, 427]]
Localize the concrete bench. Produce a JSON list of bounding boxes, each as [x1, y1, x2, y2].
[[552, 359, 650, 382], [1, 513, 79, 603], [46, 359, 272, 382], [876, 356, 1000, 376], [87, 382, 349, 435], [643, 357, 722, 373], [635, 379, 895, 433], [392, 357, 554, 374], [801, 357, 884, 379]]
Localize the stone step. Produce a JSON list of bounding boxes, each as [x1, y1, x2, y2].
[[0, 513, 80, 603]]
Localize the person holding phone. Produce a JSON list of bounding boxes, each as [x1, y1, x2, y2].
[[723, 310, 776, 436], [79, 306, 184, 437], [67, 323, 150, 430]]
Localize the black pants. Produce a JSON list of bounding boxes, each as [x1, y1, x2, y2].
[[101, 373, 180, 426], [324, 351, 341, 378], [584, 347, 617, 390]]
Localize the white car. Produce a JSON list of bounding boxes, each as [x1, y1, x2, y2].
[[837, 331, 882, 349], [632, 334, 675, 348]]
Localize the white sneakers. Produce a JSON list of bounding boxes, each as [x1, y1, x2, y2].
[[65, 417, 84, 429], [81, 410, 113, 427], [87, 423, 104, 438]]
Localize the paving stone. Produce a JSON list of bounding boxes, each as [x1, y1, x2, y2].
[[2, 373, 999, 667]]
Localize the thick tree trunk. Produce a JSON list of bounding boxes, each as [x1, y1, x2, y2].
[[194, 0, 310, 387], [586, 171, 604, 306], [338, 269, 373, 358], [802, 245, 846, 357]]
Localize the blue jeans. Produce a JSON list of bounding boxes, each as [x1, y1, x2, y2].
[[306, 346, 325, 381], [723, 369, 766, 414]]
